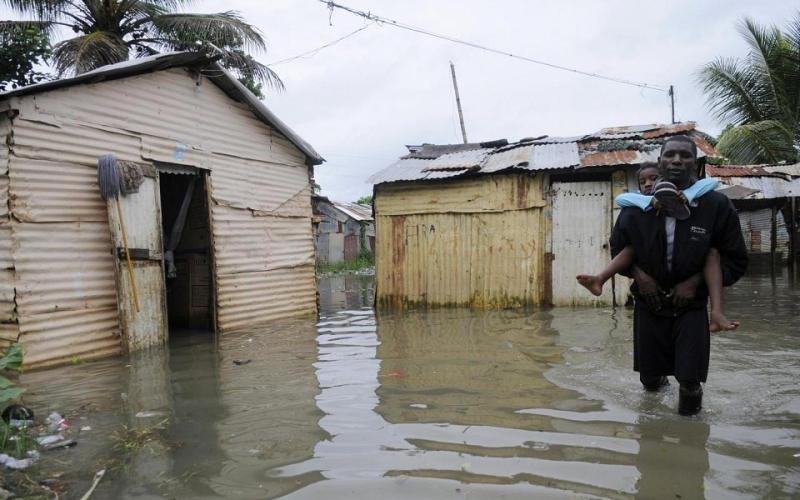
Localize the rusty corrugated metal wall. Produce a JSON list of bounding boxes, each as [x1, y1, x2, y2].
[[2, 68, 315, 367], [375, 174, 547, 308]]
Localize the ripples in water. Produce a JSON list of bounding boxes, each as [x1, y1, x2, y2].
[[17, 271, 800, 498]]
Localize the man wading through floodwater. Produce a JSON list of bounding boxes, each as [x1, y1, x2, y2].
[[610, 135, 748, 416]]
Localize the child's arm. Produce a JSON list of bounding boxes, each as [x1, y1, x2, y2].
[[704, 248, 739, 332], [577, 246, 635, 296]]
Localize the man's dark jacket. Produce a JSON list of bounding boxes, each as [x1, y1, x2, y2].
[[610, 190, 748, 310]]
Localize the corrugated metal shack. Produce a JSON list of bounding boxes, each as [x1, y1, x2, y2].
[[708, 164, 800, 266], [0, 52, 324, 368], [312, 196, 374, 264], [368, 122, 718, 308]]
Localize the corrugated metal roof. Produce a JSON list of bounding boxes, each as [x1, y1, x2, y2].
[[421, 148, 491, 172], [370, 122, 717, 185], [531, 142, 581, 170], [0, 52, 324, 165], [706, 165, 776, 177], [711, 176, 800, 199], [331, 201, 373, 222], [764, 163, 800, 176], [480, 144, 534, 173]]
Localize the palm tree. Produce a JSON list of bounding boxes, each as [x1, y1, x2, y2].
[[698, 15, 799, 164], [0, 0, 282, 95]]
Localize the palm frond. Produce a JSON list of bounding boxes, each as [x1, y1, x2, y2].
[[217, 49, 283, 92], [698, 57, 768, 124], [716, 120, 797, 164], [1, 0, 73, 21], [739, 17, 793, 122], [52, 30, 129, 75], [148, 11, 265, 52]]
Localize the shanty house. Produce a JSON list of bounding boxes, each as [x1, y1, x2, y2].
[[0, 52, 323, 368], [368, 122, 717, 309], [312, 196, 374, 264], [708, 163, 800, 266]]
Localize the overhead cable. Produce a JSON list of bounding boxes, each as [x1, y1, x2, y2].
[[267, 23, 373, 67], [320, 0, 669, 93]]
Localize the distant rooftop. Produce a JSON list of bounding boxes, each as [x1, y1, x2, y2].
[[369, 122, 718, 185]]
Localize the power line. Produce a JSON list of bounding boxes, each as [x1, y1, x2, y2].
[[320, 0, 669, 93], [267, 23, 373, 67]]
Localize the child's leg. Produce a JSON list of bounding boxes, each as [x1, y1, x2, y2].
[[704, 248, 739, 332], [577, 246, 635, 296]]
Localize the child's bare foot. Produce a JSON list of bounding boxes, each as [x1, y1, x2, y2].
[[709, 310, 739, 333], [576, 275, 604, 296]]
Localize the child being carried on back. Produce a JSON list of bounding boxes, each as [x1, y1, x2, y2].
[[576, 162, 738, 333]]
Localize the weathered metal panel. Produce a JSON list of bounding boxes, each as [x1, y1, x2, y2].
[[11, 119, 142, 165], [209, 153, 311, 214], [106, 175, 167, 351], [17, 308, 121, 368], [0, 322, 20, 351], [376, 173, 545, 216], [375, 174, 547, 308], [551, 181, 614, 306], [9, 158, 107, 222], [0, 270, 14, 321], [421, 148, 490, 171], [369, 158, 435, 184], [714, 176, 798, 199], [211, 204, 314, 276], [216, 265, 316, 332], [530, 143, 580, 170], [1, 114, 10, 221], [12, 221, 118, 316], [737, 208, 789, 258], [26, 68, 305, 166], [481, 144, 535, 173], [375, 208, 545, 308], [0, 226, 11, 269]]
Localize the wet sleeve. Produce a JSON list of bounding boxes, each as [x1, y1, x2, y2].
[[712, 198, 748, 286]]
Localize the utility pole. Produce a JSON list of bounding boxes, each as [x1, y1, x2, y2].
[[450, 61, 468, 144], [669, 85, 675, 124]]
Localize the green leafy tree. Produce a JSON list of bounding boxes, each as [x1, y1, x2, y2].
[[0, 22, 52, 91], [0, 0, 282, 94], [355, 195, 372, 205], [698, 15, 800, 164]]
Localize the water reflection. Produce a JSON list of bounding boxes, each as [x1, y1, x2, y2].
[[14, 269, 800, 499]]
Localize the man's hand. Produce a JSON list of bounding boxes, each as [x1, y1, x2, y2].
[[672, 274, 702, 308], [632, 266, 661, 311]]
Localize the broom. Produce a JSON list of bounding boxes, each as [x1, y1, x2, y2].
[[97, 155, 140, 312]]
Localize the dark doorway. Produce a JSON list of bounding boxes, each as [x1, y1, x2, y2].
[[159, 171, 213, 334]]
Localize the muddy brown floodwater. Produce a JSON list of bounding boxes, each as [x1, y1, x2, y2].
[[17, 269, 800, 499]]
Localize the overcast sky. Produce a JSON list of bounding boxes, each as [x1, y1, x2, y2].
[[3, 1, 795, 201]]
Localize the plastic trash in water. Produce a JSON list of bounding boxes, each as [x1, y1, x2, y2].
[[43, 439, 77, 451], [46, 412, 71, 432], [135, 410, 168, 418], [0, 453, 36, 470], [36, 434, 64, 446]]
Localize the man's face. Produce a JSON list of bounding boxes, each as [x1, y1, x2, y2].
[[658, 141, 696, 188]]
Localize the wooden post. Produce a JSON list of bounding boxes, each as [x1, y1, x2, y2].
[[450, 61, 468, 144]]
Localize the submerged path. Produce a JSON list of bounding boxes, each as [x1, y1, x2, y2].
[[18, 270, 800, 498]]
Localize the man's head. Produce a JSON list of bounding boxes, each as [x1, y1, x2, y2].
[[637, 162, 660, 195], [658, 135, 698, 189]]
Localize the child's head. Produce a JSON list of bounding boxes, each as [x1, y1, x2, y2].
[[637, 162, 660, 195]]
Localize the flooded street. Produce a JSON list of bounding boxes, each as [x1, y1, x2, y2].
[[19, 270, 800, 499]]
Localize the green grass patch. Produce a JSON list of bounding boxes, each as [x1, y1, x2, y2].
[[317, 254, 374, 274]]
